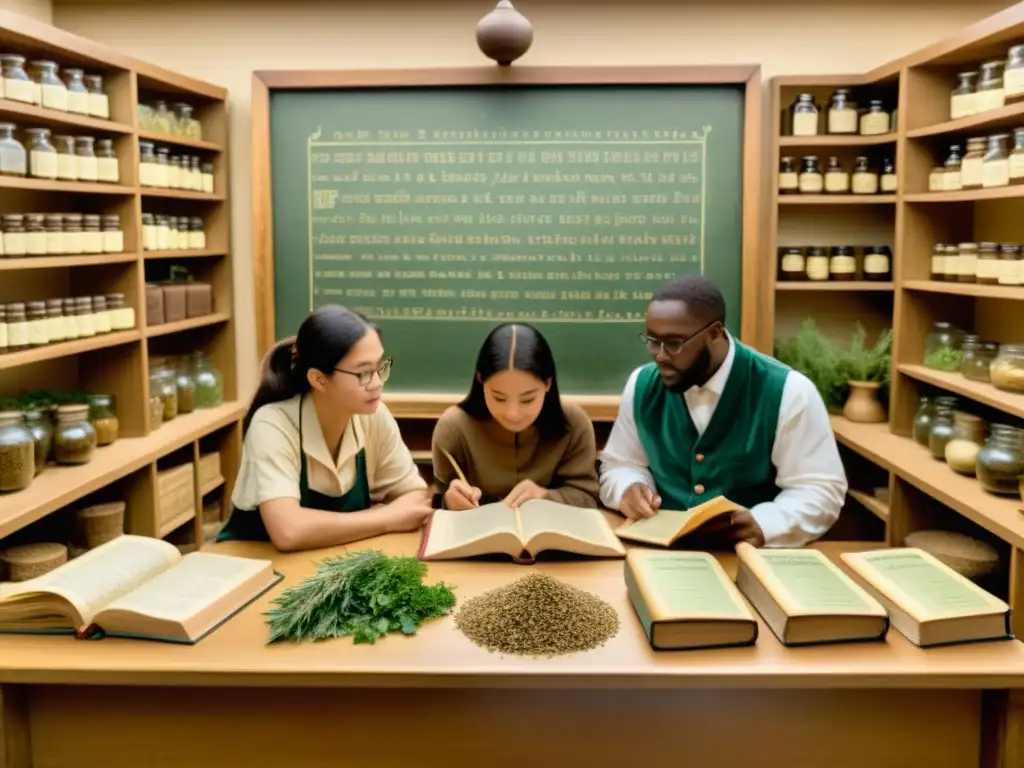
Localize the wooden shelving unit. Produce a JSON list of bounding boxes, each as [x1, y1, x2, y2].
[[0, 10, 239, 552]]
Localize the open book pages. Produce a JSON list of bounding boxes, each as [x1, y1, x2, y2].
[[616, 496, 741, 547]]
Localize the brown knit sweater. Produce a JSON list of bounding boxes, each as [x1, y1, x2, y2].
[[431, 402, 600, 508]]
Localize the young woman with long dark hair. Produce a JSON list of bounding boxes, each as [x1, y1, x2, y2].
[[430, 323, 599, 510], [220, 305, 432, 550]]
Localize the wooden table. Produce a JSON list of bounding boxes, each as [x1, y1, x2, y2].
[[1, 538, 1023, 768]]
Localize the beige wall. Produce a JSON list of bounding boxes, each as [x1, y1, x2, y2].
[[52, 0, 1012, 396], [4, 0, 52, 23]]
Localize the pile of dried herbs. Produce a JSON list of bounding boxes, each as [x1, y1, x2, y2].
[[265, 550, 456, 645]]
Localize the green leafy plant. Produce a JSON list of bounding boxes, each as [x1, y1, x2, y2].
[[264, 550, 457, 645]]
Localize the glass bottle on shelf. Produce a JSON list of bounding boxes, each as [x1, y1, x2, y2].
[[154, 146, 170, 187], [2, 215, 26, 256], [928, 404, 956, 461], [190, 156, 202, 190], [859, 100, 890, 135], [924, 321, 966, 371], [879, 158, 897, 193], [998, 243, 1022, 286], [142, 213, 157, 251], [95, 139, 119, 183], [0, 306, 7, 353], [961, 137, 987, 189], [192, 353, 224, 407], [52, 404, 97, 466], [106, 293, 135, 330], [175, 358, 198, 415], [977, 242, 1001, 284], [83, 74, 109, 119], [943, 144, 963, 190], [805, 246, 829, 281], [983, 133, 1011, 188], [30, 60, 66, 112], [1007, 45, 1024, 100], [172, 103, 202, 139], [63, 297, 78, 340], [44, 298, 64, 344], [150, 366, 178, 422], [139, 141, 159, 187], [91, 295, 110, 334], [61, 68, 89, 115], [88, 394, 118, 446], [824, 156, 849, 194], [778, 247, 805, 281], [155, 215, 171, 251], [24, 128, 57, 180], [74, 136, 98, 182], [827, 89, 858, 134], [931, 243, 948, 281], [828, 245, 857, 281], [778, 156, 798, 194], [913, 396, 934, 447], [26, 301, 48, 347], [1011, 128, 1024, 183], [957, 241, 978, 283], [798, 156, 823, 194], [961, 338, 999, 382], [24, 214, 45, 256], [977, 424, 1024, 495], [23, 408, 51, 476], [63, 214, 83, 255], [6, 302, 28, 351], [152, 101, 175, 135], [945, 412, 987, 475], [950, 71, 978, 119], [201, 161, 214, 194], [82, 214, 102, 254], [0, 55, 34, 104], [976, 60, 1007, 113], [52, 134, 76, 181], [166, 216, 179, 251], [0, 411, 35, 491], [74, 297, 95, 337], [189, 217, 206, 250], [928, 165, 946, 192], [991, 344, 1024, 392], [168, 155, 181, 189], [101, 214, 123, 253], [0, 123, 26, 177], [942, 244, 960, 281], [851, 157, 878, 194]]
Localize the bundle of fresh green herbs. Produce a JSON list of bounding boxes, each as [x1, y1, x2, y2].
[[265, 550, 457, 645]]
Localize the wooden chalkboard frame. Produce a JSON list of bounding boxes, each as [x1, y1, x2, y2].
[[252, 66, 764, 420]]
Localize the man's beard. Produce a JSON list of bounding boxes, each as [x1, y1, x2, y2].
[[661, 344, 713, 394]]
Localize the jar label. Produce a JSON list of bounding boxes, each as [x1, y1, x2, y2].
[[110, 307, 135, 330], [63, 233, 84, 255], [93, 311, 111, 334], [30, 150, 57, 180], [806, 257, 829, 280], [202, 174, 214, 194], [859, 112, 890, 136], [998, 260, 1021, 285], [959, 253, 978, 277], [792, 113, 817, 136], [975, 88, 1006, 113], [4, 78, 34, 104], [65, 317, 79, 339], [830, 255, 856, 274], [778, 171, 798, 190], [962, 157, 984, 188], [57, 154, 77, 181], [155, 166, 170, 188], [983, 159, 1010, 188], [88, 93, 110, 119], [77, 316, 95, 337], [0, 145, 25, 176], [1006, 68, 1024, 98], [82, 231, 103, 254], [168, 166, 181, 189], [864, 254, 890, 274], [950, 93, 976, 120], [852, 172, 879, 194], [27, 320, 47, 346], [880, 173, 898, 192], [798, 173, 823, 193], [40, 84, 68, 112], [97, 157, 119, 183], [824, 172, 849, 193], [169, 231, 180, 251], [67, 90, 89, 115], [977, 258, 1000, 280], [1010, 153, 1024, 180], [931, 254, 946, 276], [46, 317, 65, 342], [144, 228, 159, 252], [156, 228, 171, 251], [929, 171, 945, 192], [8, 322, 29, 347], [189, 232, 206, 250], [102, 231, 124, 254], [25, 232, 46, 256], [76, 156, 98, 182], [3, 232, 26, 256], [943, 171, 962, 191], [139, 161, 160, 187], [828, 109, 858, 134], [781, 253, 804, 273], [0, 324, 8, 349]]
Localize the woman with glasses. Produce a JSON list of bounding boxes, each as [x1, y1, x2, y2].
[[219, 305, 432, 550], [431, 322, 599, 511]]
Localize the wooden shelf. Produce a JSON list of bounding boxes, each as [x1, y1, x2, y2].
[[904, 186, 1024, 203], [907, 101, 1024, 139], [903, 279, 1024, 299], [200, 476, 225, 496], [0, 403, 244, 539], [0, 177, 135, 195], [898, 364, 1024, 420], [776, 281, 894, 291], [141, 189, 224, 201], [848, 489, 890, 521], [0, 98, 133, 134], [137, 129, 223, 153], [0, 329, 140, 370], [144, 249, 226, 261], [779, 133, 897, 147], [831, 416, 1024, 550], [146, 312, 230, 338], [778, 195, 896, 205], [0, 253, 138, 270]]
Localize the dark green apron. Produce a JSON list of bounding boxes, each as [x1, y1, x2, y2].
[[218, 399, 371, 542]]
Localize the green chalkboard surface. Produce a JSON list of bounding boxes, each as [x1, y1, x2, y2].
[[270, 84, 745, 394]]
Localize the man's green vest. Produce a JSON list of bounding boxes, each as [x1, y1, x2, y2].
[[632, 340, 790, 510]]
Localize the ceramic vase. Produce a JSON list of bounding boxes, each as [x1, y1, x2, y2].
[[476, 0, 533, 66], [842, 381, 887, 423]]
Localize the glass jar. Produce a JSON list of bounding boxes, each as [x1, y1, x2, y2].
[[105, 292, 134, 330], [154, 146, 170, 188], [26, 300, 47, 347], [87, 394, 118, 446], [52, 134, 76, 181], [1011, 128, 1024, 184], [74, 297, 95, 337], [928, 405, 956, 460], [827, 89, 858, 135], [2, 214, 25, 256], [63, 213, 83, 255], [173, 102, 202, 140], [977, 60, 1006, 113], [860, 100, 890, 136], [24, 214, 45, 256], [156, 215, 171, 251], [82, 214, 102, 254], [828, 245, 857, 281], [91, 294, 110, 334], [0, 55, 34, 104], [977, 242, 1001, 285], [24, 127, 57, 180], [62, 297, 78, 340], [913, 396, 934, 446], [30, 60, 66, 112], [805, 246, 829, 282], [44, 298, 64, 343], [101, 214, 122, 253], [167, 216, 180, 251], [778, 156, 798, 194], [777, 247, 805, 281], [0, 123, 26, 177], [139, 141, 159, 187], [924, 321, 966, 371], [824, 156, 849, 194], [175, 360, 198, 414], [22, 409, 51, 476], [798, 156, 823, 194], [880, 157, 897, 193], [150, 366, 178, 421], [951, 71, 979, 119], [168, 155, 181, 189], [152, 100, 175, 135], [200, 161, 214, 194], [83, 74, 108, 119], [6, 302, 28, 351], [945, 412, 987, 476], [189, 217, 206, 250], [53, 404, 97, 465], [962, 137, 987, 189], [991, 343, 1024, 392], [74, 136, 98, 182], [43, 214, 63, 255], [95, 139, 118, 183], [862, 245, 891, 281], [0, 411, 34, 491], [1007, 45, 1024, 99], [943, 144, 964, 191], [999, 243, 1022, 286], [851, 156, 878, 195], [61, 68, 88, 115], [142, 213, 157, 251], [192, 353, 224, 407], [929, 166, 946, 192], [957, 242, 978, 283], [190, 156, 202, 190], [984, 133, 1011, 188], [977, 424, 1024, 495], [0, 305, 7, 352], [961, 338, 999, 382], [941, 244, 960, 281]]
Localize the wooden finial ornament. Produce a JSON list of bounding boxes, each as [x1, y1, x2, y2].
[[476, 0, 534, 67]]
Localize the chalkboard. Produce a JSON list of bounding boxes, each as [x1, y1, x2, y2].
[[262, 74, 753, 397]]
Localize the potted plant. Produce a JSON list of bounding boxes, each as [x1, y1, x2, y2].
[[838, 325, 892, 423]]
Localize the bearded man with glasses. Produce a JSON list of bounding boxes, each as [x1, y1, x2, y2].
[[598, 275, 846, 548]]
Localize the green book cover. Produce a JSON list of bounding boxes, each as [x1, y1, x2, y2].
[[759, 550, 880, 615]]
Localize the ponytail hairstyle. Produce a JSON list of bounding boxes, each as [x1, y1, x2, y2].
[[458, 323, 568, 439], [243, 305, 377, 434]]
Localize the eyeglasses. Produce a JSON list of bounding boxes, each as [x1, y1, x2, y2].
[[639, 320, 719, 356], [335, 356, 393, 387]]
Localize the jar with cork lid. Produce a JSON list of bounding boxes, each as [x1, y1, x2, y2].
[[951, 71, 978, 119], [30, 61, 66, 112], [154, 147, 170, 188], [25, 128, 57, 180]]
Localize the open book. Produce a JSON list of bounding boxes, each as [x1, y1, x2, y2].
[[0, 535, 282, 644], [419, 500, 626, 563], [841, 547, 1012, 648], [735, 543, 888, 646], [616, 496, 742, 547]]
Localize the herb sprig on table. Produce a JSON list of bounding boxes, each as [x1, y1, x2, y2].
[[265, 550, 457, 645]]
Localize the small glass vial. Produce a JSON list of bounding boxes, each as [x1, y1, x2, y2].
[[880, 158, 897, 193], [52, 134, 76, 181], [74, 297, 95, 337], [778, 247, 805, 281], [951, 71, 978, 119], [778, 156, 798, 194], [156, 215, 171, 251], [962, 137, 987, 189], [827, 89, 858, 135], [788, 92, 818, 136], [201, 161, 214, 194], [142, 213, 157, 251], [106, 293, 134, 330], [139, 141, 159, 187], [63, 214, 84, 255], [189, 156, 202, 190], [166, 216, 178, 250], [805, 246, 829, 281], [168, 155, 181, 189], [931, 243, 949, 281], [25, 128, 57, 180], [44, 214, 64, 255], [61, 68, 89, 115], [174, 217, 187, 250], [173, 102, 200, 139], [2, 215, 26, 256], [74, 136, 98, 182], [6, 303, 29, 351], [1007, 45, 1024, 100], [977, 61, 1006, 112], [0, 123, 26, 177], [977, 242, 1001, 285], [824, 156, 849, 193], [91, 295, 110, 334], [957, 242, 978, 283], [860, 100, 890, 135], [30, 60, 67, 112], [798, 156, 823, 194], [851, 157, 879, 194], [863, 245, 892, 281], [81, 214, 102, 254], [943, 144, 964, 191], [24, 214, 45, 256], [0, 55, 34, 104], [101, 215, 123, 253], [95, 139, 118, 183], [63, 297, 79, 340], [26, 300, 48, 347], [999, 243, 1022, 286], [829, 245, 857, 281], [189, 217, 206, 250], [929, 166, 946, 192], [45, 298, 65, 343], [983, 133, 1011, 188], [154, 147, 170, 187], [83, 74, 109, 119], [1011, 128, 1024, 183]]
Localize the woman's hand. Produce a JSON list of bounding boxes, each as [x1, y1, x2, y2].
[[503, 480, 547, 509], [444, 479, 482, 510], [379, 493, 434, 532]]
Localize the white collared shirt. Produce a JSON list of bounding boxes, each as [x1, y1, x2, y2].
[[598, 335, 847, 547]]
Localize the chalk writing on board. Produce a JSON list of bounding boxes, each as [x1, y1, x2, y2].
[[306, 127, 710, 323]]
